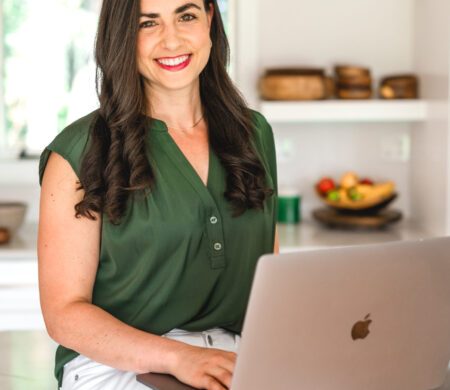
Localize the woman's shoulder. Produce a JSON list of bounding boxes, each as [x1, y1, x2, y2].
[[38, 109, 99, 186], [248, 108, 275, 152], [50, 109, 99, 151], [249, 108, 270, 129]]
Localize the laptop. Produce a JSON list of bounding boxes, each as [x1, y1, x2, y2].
[[137, 235, 450, 390]]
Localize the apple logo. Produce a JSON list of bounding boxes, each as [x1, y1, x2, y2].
[[351, 313, 372, 340]]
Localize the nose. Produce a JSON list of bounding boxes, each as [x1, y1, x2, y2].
[[161, 23, 184, 51]]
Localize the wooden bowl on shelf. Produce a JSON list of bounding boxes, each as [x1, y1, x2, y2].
[[259, 67, 335, 100]]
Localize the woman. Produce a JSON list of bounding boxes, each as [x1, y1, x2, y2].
[[38, 0, 278, 389]]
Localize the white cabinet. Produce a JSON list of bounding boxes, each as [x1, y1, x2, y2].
[[0, 224, 44, 331], [233, 0, 450, 237], [0, 259, 44, 331]]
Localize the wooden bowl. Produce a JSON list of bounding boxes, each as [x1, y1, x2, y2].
[[259, 67, 335, 100], [0, 228, 11, 244], [259, 74, 327, 100], [0, 202, 28, 233], [335, 65, 371, 78], [312, 208, 402, 229], [379, 74, 418, 99]]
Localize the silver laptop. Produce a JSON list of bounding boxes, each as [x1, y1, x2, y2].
[[137, 235, 450, 390]]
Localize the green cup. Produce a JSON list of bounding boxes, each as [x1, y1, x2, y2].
[[278, 194, 301, 224]]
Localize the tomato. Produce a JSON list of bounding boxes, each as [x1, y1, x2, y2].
[[360, 178, 374, 185], [317, 177, 336, 195]]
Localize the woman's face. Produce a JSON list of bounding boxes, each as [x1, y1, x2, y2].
[[137, 0, 214, 94]]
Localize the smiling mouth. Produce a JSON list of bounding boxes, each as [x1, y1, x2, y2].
[[155, 54, 192, 66]]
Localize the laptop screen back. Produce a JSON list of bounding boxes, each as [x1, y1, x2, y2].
[[231, 236, 450, 390]]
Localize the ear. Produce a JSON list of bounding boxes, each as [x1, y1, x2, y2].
[[207, 2, 214, 29]]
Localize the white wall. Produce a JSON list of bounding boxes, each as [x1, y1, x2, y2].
[[410, 0, 450, 235], [257, 0, 415, 83], [273, 124, 413, 221], [246, 0, 418, 222]]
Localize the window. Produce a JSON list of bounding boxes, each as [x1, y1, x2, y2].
[[0, 0, 233, 158], [1, 0, 101, 156]]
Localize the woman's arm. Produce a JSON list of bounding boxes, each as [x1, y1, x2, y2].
[[38, 151, 185, 374], [274, 225, 279, 253]]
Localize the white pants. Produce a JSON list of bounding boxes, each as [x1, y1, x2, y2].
[[60, 327, 241, 389]]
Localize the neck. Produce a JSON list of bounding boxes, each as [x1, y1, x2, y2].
[[145, 79, 204, 131]]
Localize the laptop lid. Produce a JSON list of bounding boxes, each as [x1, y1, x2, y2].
[[230, 235, 450, 390]]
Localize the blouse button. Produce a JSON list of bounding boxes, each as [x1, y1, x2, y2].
[[214, 242, 222, 251], [210, 216, 218, 224]]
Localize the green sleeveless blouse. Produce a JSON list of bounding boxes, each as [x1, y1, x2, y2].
[[38, 109, 278, 388]]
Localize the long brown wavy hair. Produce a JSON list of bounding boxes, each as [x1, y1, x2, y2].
[[75, 0, 274, 225]]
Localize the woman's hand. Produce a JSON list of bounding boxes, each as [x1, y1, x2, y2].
[[170, 344, 237, 390]]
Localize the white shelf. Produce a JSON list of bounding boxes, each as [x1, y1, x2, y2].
[[259, 99, 428, 123]]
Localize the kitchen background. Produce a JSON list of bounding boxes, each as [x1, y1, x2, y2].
[[1, 0, 450, 230], [0, 0, 449, 388]]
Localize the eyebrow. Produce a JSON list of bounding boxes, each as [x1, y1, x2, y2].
[[140, 2, 202, 18]]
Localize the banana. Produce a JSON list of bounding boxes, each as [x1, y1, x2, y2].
[[323, 181, 395, 209], [356, 181, 394, 200], [338, 187, 350, 203], [354, 184, 374, 197]]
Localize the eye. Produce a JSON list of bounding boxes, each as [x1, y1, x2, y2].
[[139, 20, 156, 29], [181, 13, 196, 22]]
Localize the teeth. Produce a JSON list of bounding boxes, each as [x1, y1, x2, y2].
[[157, 55, 189, 66]]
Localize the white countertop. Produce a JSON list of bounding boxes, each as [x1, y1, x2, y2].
[[278, 218, 433, 252]]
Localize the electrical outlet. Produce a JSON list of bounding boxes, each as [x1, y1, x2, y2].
[[276, 138, 294, 162], [380, 134, 410, 162]]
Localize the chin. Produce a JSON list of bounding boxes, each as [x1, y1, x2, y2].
[[161, 79, 197, 91]]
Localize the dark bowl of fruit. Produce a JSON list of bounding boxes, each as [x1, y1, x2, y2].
[[315, 172, 398, 215]]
